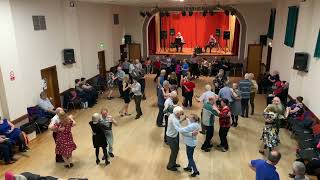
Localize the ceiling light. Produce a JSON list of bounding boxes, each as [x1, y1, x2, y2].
[[140, 11, 146, 17], [179, 0, 184, 2], [188, 10, 193, 16], [182, 10, 186, 16], [146, 11, 152, 17]]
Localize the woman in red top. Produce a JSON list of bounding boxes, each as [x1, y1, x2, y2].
[[182, 77, 196, 108], [217, 98, 231, 152]]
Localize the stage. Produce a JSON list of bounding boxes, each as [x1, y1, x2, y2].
[[155, 47, 234, 56]]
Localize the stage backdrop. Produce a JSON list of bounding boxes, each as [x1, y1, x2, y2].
[[161, 12, 233, 49]]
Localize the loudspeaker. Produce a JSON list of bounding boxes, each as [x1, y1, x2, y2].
[[161, 31, 167, 39], [63, 49, 75, 65], [223, 31, 230, 40], [260, 35, 267, 46], [124, 35, 132, 44], [216, 29, 221, 37], [170, 29, 175, 36]]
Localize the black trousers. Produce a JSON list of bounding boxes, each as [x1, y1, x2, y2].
[[117, 80, 123, 97], [183, 92, 193, 107], [154, 68, 160, 82], [138, 79, 146, 95], [241, 98, 249, 117], [202, 125, 214, 149], [204, 44, 214, 53], [164, 115, 169, 142], [95, 147, 108, 161], [175, 44, 183, 52], [0, 143, 13, 163], [156, 105, 164, 126], [134, 95, 142, 115], [219, 127, 230, 150], [53, 132, 63, 162], [250, 92, 255, 114], [167, 135, 179, 169]]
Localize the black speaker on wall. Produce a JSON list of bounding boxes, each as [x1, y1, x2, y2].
[[260, 35, 268, 46], [223, 31, 230, 40], [124, 35, 132, 44], [63, 49, 75, 65]]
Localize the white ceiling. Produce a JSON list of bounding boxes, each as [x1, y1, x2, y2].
[[78, 0, 272, 7]]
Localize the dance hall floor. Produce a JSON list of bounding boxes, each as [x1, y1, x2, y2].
[[0, 75, 299, 180]]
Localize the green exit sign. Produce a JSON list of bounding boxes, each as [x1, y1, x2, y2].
[[99, 43, 105, 49]]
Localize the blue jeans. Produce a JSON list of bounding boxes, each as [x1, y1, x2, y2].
[[186, 145, 198, 173]]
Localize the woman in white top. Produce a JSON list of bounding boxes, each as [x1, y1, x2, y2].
[[173, 114, 200, 177]]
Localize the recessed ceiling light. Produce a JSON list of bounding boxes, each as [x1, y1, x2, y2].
[[179, 0, 184, 2]]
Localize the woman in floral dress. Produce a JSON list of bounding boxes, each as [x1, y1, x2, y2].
[[54, 112, 77, 168]]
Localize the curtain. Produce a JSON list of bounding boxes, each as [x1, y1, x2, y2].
[[160, 12, 230, 48], [315, 30, 320, 58], [267, 8, 276, 39], [148, 16, 156, 55], [284, 6, 299, 47], [229, 15, 236, 51], [232, 19, 240, 55]]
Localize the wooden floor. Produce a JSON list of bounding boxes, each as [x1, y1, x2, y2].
[[0, 75, 299, 180]]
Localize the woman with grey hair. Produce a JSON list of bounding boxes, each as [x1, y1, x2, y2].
[[89, 113, 110, 165]]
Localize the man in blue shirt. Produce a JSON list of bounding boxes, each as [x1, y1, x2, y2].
[[249, 150, 281, 180]]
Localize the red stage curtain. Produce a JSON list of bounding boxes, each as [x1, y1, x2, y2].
[[232, 18, 240, 55], [161, 12, 229, 49], [148, 16, 156, 55]]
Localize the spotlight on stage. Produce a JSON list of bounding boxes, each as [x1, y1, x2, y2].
[[230, 10, 236, 16], [182, 10, 186, 16], [140, 11, 146, 17], [160, 11, 165, 17], [224, 10, 230, 16], [146, 11, 152, 17], [202, 9, 208, 16], [188, 10, 193, 16], [165, 11, 170, 17]]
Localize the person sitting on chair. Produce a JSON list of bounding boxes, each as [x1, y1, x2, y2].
[[204, 35, 217, 53], [175, 32, 185, 52], [38, 91, 56, 118]]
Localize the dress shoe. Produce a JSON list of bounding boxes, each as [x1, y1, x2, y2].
[[105, 160, 110, 165], [191, 171, 200, 177], [174, 164, 181, 168], [167, 167, 178, 171], [109, 152, 115, 158], [184, 167, 192, 172], [96, 159, 100, 165], [70, 163, 74, 168]]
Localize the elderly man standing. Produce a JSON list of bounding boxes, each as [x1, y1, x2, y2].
[[201, 96, 219, 152], [289, 161, 310, 180], [249, 150, 281, 180], [131, 59, 146, 100], [38, 91, 55, 118], [163, 91, 178, 143], [115, 66, 126, 98], [239, 73, 251, 118]]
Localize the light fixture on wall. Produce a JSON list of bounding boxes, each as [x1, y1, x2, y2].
[[69, 1, 75, 7], [182, 10, 186, 16], [202, 9, 208, 16], [188, 10, 193, 16], [146, 11, 152, 17], [140, 11, 146, 17]]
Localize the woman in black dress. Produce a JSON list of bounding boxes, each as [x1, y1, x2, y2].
[[89, 113, 110, 165], [119, 75, 131, 117]]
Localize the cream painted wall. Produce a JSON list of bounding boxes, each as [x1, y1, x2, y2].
[[0, 0, 27, 120], [270, 0, 320, 116], [233, 3, 272, 60], [0, 0, 139, 120]]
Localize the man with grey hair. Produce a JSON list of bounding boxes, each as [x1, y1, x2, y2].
[[249, 150, 281, 180], [239, 73, 251, 118], [166, 106, 197, 171], [289, 161, 309, 180]]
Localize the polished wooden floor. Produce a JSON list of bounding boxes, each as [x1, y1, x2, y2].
[[0, 75, 299, 180]]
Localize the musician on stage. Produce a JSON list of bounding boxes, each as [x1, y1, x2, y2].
[[175, 32, 185, 52], [204, 34, 217, 53]]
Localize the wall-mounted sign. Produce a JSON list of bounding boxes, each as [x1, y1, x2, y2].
[[9, 70, 15, 81]]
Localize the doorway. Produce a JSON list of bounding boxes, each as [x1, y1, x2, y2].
[[247, 44, 263, 78], [266, 45, 272, 72], [98, 50, 106, 78], [40, 66, 60, 107]]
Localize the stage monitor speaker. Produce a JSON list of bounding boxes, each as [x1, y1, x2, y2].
[[161, 31, 167, 39], [216, 29, 221, 37], [260, 35, 267, 46], [63, 49, 75, 65], [170, 29, 175, 36], [124, 35, 132, 44], [223, 31, 230, 40]]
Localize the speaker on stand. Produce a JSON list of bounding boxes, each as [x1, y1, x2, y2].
[[223, 31, 231, 53]]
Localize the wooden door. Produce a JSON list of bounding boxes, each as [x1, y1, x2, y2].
[[129, 43, 141, 60], [247, 44, 263, 78], [98, 50, 106, 78], [40, 66, 61, 107], [266, 46, 272, 72]]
